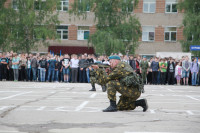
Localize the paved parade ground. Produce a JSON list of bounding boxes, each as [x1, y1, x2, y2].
[[0, 82, 199, 133]]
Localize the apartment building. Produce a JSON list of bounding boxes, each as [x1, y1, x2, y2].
[[5, 0, 184, 56]]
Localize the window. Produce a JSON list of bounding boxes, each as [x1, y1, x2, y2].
[[57, 26, 68, 40], [143, 0, 156, 13], [77, 26, 90, 40], [165, 0, 177, 13], [57, 0, 69, 11], [34, 0, 46, 10], [122, 0, 133, 12], [165, 27, 177, 41], [142, 26, 155, 41], [78, 0, 90, 12], [12, 0, 18, 10]]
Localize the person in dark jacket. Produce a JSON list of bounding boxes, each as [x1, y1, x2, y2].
[[54, 56, 60, 82], [78, 54, 88, 83], [129, 55, 136, 72], [31, 56, 38, 81], [39, 56, 47, 82], [47, 56, 56, 82], [151, 57, 159, 85], [167, 58, 175, 85]]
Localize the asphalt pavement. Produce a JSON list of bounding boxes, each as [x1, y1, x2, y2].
[[0, 81, 199, 133]]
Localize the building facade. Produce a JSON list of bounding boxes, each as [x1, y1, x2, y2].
[[5, 0, 184, 56]]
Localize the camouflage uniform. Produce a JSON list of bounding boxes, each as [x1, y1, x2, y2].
[[140, 60, 149, 84], [94, 62, 143, 110], [90, 69, 96, 87]]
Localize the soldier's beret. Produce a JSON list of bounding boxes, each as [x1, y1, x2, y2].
[[95, 61, 102, 64], [143, 56, 146, 58], [109, 55, 121, 60]]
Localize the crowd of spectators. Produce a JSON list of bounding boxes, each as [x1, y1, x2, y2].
[[0, 51, 199, 86]]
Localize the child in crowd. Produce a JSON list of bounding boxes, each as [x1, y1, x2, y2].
[[175, 62, 182, 85]]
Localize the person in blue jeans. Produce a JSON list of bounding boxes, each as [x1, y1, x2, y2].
[[26, 57, 31, 81], [190, 58, 199, 86], [54, 57, 60, 82], [62, 54, 70, 83], [31, 56, 38, 81], [39, 56, 47, 82], [47, 56, 56, 82]]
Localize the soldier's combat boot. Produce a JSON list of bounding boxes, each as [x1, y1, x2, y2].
[[103, 100, 117, 112], [89, 85, 96, 91], [101, 86, 107, 92], [135, 99, 148, 112]]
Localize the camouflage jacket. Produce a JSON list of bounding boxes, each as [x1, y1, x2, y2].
[[94, 62, 144, 91]]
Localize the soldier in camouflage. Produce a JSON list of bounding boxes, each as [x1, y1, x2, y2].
[[92, 55, 148, 112], [89, 67, 106, 92], [140, 56, 149, 84]]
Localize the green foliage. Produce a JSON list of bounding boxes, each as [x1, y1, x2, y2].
[[70, 0, 141, 55], [178, 0, 200, 56], [0, 0, 60, 53]]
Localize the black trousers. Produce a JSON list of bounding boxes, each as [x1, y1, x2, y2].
[[20, 66, 27, 81], [8, 68, 14, 81], [71, 68, 78, 83], [147, 72, 152, 84], [2, 64, 7, 79], [161, 72, 167, 85], [168, 72, 175, 85], [152, 71, 158, 84]]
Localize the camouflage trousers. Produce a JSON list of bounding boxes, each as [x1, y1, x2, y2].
[[107, 81, 141, 111], [141, 70, 147, 84], [90, 76, 96, 86]]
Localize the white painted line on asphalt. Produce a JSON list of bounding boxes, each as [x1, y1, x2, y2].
[[167, 89, 174, 92], [75, 101, 89, 111], [0, 131, 21, 133], [150, 109, 156, 114], [54, 107, 69, 111], [186, 110, 194, 115], [0, 106, 9, 110], [90, 93, 97, 98], [124, 132, 177, 133], [36, 106, 46, 111], [0, 91, 20, 93], [0, 91, 33, 100], [186, 95, 200, 101]]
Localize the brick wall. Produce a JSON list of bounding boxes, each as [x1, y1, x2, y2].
[[177, 27, 184, 41], [4, 0, 11, 8], [68, 25, 77, 40], [156, 0, 165, 13], [69, 0, 74, 10], [89, 25, 96, 35], [134, 0, 143, 13], [155, 26, 164, 42]]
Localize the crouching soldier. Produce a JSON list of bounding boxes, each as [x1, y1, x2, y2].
[[92, 55, 148, 112]]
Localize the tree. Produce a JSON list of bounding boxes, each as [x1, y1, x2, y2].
[[0, 0, 60, 53], [0, 0, 17, 52], [178, 0, 200, 57], [69, 0, 141, 55]]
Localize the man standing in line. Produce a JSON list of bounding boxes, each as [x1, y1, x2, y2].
[[190, 58, 199, 86], [129, 55, 136, 72], [140, 56, 148, 84], [167, 58, 175, 85], [151, 57, 159, 85], [1, 53, 8, 81], [182, 56, 190, 85], [78, 54, 88, 83]]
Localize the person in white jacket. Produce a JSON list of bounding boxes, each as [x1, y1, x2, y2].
[[175, 62, 182, 85]]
